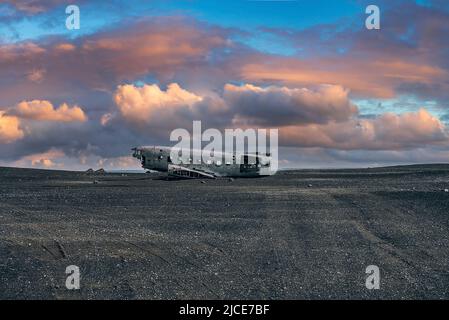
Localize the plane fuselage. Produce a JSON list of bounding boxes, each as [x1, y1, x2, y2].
[[132, 146, 275, 178]]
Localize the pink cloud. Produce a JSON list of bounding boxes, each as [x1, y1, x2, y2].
[[0, 43, 46, 62], [14, 148, 65, 169], [26, 68, 46, 83], [240, 56, 448, 99], [0, 18, 232, 106], [111, 82, 449, 151], [10, 100, 87, 123], [282, 109, 448, 150], [3, 0, 83, 14], [0, 111, 24, 144], [114, 83, 203, 124], [1, 3, 449, 168]]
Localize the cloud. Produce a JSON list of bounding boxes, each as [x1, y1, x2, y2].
[[111, 82, 449, 151], [100, 113, 113, 126], [9, 100, 87, 122], [114, 83, 203, 124], [0, 111, 24, 143], [281, 109, 448, 150], [79, 18, 228, 82], [0, 17, 233, 106], [1, 82, 448, 170], [26, 68, 46, 83], [2, 0, 74, 14], [240, 56, 448, 99], [97, 156, 139, 169], [113, 82, 358, 128], [0, 42, 46, 62], [1, 2, 448, 105], [278, 145, 449, 169], [13, 148, 65, 169], [3, 4, 445, 108], [53, 43, 76, 52], [243, 2, 449, 100], [1, 3, 449, 169], [224, 83, 358, 126]]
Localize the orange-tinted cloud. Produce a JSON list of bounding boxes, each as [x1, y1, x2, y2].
[[0, 42, 46, 62], [245, 2, 449, 100], [111, 82, 449, 151], [26, 68, 46, 83], [0, 111, 24, 144], [113, 82, 358, 127], [10, 100, 87, 122], [1, 3, 449, 168], [53, 43, 76, 52], [281, 109, 448, 150], [3, 0, 82, 14], [114, 83, 203, 124], [0, 18, 231, 107], [76, 19, 227, 83], [15, 148, 65, 168], [241, 57, 448, 99]]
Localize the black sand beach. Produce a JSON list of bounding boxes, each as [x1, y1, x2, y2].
[[1, 165, 449, 299]]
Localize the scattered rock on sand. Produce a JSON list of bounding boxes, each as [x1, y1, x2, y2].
[[95, 168, 106, 175]]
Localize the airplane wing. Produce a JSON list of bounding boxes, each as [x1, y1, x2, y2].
[[168, 164, 216, 179]]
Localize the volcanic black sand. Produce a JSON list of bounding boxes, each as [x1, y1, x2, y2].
[[1, 165, 449, 300]]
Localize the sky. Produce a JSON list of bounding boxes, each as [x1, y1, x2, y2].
[[1, 0, 449, 170]]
